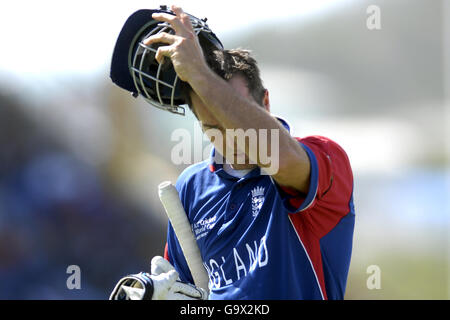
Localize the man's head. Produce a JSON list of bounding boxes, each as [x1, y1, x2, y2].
[[183, 49, 269, 116], [184, 49, 270, 169], [206, 49, 267, 107]]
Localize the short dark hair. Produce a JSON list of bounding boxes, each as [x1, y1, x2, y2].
[[182, 49, 266, 110]]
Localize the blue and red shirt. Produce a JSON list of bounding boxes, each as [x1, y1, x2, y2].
[[165, 120, 355, 300]]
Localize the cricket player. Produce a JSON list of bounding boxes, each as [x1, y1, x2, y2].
[[110, 5, 355, 300]]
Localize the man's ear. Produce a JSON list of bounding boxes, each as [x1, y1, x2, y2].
[[263, 89, 270, 112]]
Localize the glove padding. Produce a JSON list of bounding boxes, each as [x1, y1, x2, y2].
[[109, 272, 154, 300], [109, 256, 208, 300]]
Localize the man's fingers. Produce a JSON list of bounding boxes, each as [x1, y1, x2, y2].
[[152, 5, 195, 37], [172, 6, 195, 35], [170, 293, 199, 300], [152, 12, 192, 37], [171, 5, 190, 25], [170, 5, 183, 15], [151, 256, 176, 276], [142, 33, 177, 64], [166, 269, 179, 283], [143, 32, 177, 46], [155, 46, 174, 64], [151, 269, 179, 300], [171, 281, 203, 298]]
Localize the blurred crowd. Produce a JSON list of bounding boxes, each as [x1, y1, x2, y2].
[[0, 92, 165, 299]]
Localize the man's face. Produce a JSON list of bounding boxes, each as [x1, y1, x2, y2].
[[190, 74, 263, 170]]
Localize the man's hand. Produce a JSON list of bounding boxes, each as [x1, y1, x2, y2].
[[143, 5, 209, 83], [109, 256, 207, 300], [151, 256, 208, 300]]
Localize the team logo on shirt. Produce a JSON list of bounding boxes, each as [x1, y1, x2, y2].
[[251, 186, 265, 218], [193, 216, 217, 240]]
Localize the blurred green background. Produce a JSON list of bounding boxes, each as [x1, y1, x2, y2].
[[0, 0, 448, 299]]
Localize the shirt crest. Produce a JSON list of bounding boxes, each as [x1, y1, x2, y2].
[[251, 186, 265, 217]]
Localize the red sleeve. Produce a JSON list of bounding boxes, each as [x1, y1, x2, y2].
[[279, 135, 354, 237]]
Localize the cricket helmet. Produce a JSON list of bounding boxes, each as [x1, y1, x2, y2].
[[110, 5, 223, 115]]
